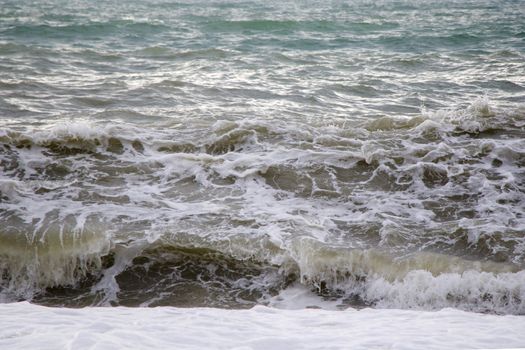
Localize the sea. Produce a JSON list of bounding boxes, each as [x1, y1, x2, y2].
[[1, 0, 525, 348]]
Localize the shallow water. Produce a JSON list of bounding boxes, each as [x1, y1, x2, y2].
[[1, 0, 524, 314]]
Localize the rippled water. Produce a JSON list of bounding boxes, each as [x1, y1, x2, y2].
[[1, 0, 524, 314]]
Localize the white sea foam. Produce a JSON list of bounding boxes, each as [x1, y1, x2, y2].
[[1, 302, 524, 350]]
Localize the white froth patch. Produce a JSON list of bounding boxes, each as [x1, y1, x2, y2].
[[366, 270, 525, 313], [1, 302, 524, 350], [421, 96, 497, 133], [20, 120, 146, 147]]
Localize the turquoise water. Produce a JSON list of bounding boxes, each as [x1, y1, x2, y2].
[[1, 0, 524, 122], [0, 0, 524, 313]]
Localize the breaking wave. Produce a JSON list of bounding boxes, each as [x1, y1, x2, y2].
[[1, 99, 524, 313]]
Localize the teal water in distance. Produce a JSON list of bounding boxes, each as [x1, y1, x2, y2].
[[0, 0, 524, 313]]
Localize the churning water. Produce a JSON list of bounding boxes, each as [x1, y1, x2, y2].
[[1, 0, 525, 314]]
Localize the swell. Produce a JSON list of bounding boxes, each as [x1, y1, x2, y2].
[[1, 97, 521, 156], [2, 20, 168, 39], [133, 47, 232, 61], [202, 19, 345, 33], [0, 120, 279, 159]]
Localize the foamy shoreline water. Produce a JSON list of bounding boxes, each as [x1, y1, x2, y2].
[[1, 302, 524, 350]]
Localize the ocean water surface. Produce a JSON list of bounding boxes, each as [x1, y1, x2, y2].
[[1, 0, 525, 330]]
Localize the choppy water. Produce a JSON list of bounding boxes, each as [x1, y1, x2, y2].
[[1, 0, 524, 314]]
